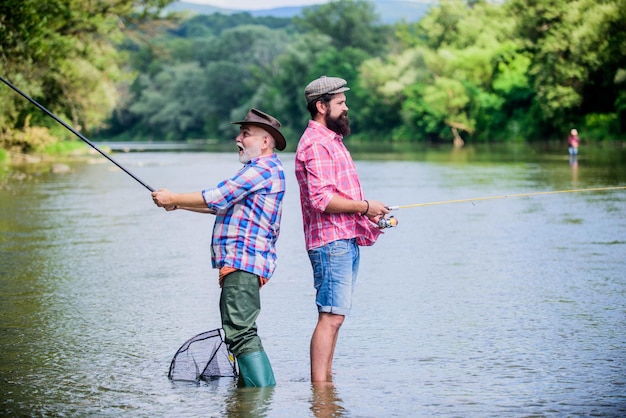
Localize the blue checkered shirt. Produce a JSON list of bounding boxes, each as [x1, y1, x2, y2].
[[202, 154, 285, 279]]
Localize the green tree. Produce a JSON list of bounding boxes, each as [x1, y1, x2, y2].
[[249, 33, 335, 139], [51, 0, 625, 147], [407, 0, 467, 50], [368, 0, 525, 142], [508, 0, 626, 137], [170, 12, 293, 38], [124, 25, 292, 140], [357, 48, 424, 139], [295, 0, 389, 55], [129, 62, 211, 140], [0, 0, 173, 152]]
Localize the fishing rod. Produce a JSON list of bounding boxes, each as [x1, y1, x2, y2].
[[378, 186, 626, 229], [387, 186, 626, 210], [0, 75, 155, 192]]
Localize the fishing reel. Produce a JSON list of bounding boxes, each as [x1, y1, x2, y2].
[[377, 215, 398, 229]]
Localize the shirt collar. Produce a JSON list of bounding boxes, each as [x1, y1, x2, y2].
[[243, 153, 275, 166], [308, 120, 343, 142]]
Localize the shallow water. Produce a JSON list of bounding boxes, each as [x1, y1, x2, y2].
[[1, 146, 625, 416]]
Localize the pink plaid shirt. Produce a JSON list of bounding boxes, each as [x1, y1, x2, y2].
[[295, 120, 382, 250]]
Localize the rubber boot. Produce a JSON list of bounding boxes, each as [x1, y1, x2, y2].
[[236, 351, 276, 387]]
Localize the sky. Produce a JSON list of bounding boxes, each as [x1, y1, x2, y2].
[[183, 0, 428, 11], [183, 0, 330, 10]]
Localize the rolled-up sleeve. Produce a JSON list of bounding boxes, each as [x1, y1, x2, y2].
[[302, 142, 336, 212], [202, 165, 267, 211]]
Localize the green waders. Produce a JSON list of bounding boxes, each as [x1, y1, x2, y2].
[[220, 270, 276, 387]]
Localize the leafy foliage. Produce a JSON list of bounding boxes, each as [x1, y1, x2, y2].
[[2, 0, 625, 154], [0, 0, 173, 152], [294, 0, 389, 54], [508, 0, 626, 135]]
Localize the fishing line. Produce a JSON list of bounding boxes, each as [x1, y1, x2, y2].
[[0, 75, 155, 192], [387, 186, 626, 210], [376, 186, 626, 229]]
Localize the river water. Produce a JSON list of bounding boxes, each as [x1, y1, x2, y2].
[[1, 144, 625, 416]]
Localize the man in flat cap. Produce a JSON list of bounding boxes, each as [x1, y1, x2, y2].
[[152, 108, 286, 387], [295, 76, 389, 383]]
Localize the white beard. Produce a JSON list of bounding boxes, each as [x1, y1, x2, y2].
[[239, 141, 263, 164]]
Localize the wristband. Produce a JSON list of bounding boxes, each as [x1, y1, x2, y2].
[[361, 199, 369, 216]]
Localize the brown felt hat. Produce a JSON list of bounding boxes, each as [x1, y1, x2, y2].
[[304, 76, 350, 104], [231, 108, 286, 151]]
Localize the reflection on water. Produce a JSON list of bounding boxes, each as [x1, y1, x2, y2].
[[1, 144, 625, 416], [570, 153, 579, 182], [225, 386, 275, 417], [310, 383, 345, 418]]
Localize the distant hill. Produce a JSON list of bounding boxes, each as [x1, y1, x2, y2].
[[165, 0, 430, 23]]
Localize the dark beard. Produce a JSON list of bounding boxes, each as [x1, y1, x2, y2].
[[325, 112, 351, 136]]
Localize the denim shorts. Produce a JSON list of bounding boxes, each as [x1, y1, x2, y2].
[[308, 239, 360, 316]]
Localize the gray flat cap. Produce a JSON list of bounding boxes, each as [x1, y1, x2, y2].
[[304, 76, 350, 104]]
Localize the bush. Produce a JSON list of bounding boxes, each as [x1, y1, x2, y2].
[[0, 115, 58, 154], [583, 113, 619, 140]]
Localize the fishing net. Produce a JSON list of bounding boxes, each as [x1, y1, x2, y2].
[[168, 328, 238, 382]]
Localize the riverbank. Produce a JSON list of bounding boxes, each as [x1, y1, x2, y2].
[[2, 139, 625, 184], [0, 143, 101, 189], [0, 139, 224, 188]]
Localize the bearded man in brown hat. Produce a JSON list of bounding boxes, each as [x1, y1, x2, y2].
[[152, 108, 286, 387], [295, 76, 390, 383]]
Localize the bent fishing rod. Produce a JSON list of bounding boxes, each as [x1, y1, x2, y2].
[[377, 185, 626, 229], [0, 75, 155, 192]]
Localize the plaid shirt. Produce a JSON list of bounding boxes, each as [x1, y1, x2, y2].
[[202, 154, 285, 279], [295, 120, 381, 250]]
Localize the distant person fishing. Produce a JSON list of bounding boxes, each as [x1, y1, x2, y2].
[[568, 128, 580, 156]]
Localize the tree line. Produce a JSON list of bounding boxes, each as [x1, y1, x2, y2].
[[1, 0, 625, 155]]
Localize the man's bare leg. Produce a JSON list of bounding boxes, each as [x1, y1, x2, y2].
[[310, 312, 345, 382], [326, 329, 340, 379]]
